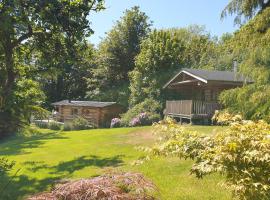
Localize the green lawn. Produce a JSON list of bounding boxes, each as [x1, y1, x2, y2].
[[0, 126, 231, 200]]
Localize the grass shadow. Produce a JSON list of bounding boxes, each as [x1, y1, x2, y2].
[[0, 132, 68, 156], [0, 154, 125, 199], [52, 155, 124, 174]]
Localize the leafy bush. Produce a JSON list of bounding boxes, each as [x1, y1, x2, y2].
[[0, 158, 15, 175], [129, 112, 156, 127], [212, 110, 242, 125], [110, 118, 121, 128], [121, 98, 161, 126], [0, 157, 15, 193], [149, 117, 270, 200], [130, 117, 141, 127], [28, 172, 157, 200], [219, 84, 270, 123], [48, 122, 62, 130], [71, 117, 92, 130]]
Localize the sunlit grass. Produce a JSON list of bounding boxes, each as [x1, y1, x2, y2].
[[0, 126, 231, 200]]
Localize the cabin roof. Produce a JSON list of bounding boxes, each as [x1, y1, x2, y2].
[[164, 68, 253, 89], [51, 100, 117, 108]]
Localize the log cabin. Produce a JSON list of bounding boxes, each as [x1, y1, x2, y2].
[[163, 68, 253, 124], [51, 100, 124, 127]]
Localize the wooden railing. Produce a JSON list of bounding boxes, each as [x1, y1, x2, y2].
[[165, 100, 220, 118]]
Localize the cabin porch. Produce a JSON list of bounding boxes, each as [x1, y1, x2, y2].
[[164, 100, 220, 124]]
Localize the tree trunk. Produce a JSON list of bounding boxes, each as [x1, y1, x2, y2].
[[0, 32, 17, 137]]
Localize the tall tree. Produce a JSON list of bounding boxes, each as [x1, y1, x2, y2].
[[36, 36, 95, 108], [86, 6, 152, 107], [218, 7, 270, 121], [222, 0, 270, 24], [0, 0, 104, 136]]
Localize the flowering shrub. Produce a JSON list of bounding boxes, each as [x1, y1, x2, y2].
[[212, 110, 242, 125], [120, 98, 161, 126], [110, 118, 121, 128], [139, 112, 149, 125], [129, 112, 153, 127], [149, 117, 270, 200], [130, 117, 141, 127]]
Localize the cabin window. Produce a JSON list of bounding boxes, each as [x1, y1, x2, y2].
[[71, 108, 78, 116]]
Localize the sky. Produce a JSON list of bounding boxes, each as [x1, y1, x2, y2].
[[88, 0, 238, 45]]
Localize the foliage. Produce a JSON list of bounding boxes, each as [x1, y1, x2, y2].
[[129, 26, 220, 107], [218, 7, 270, 121], [0, 158, 15, 175], [86, 6, 152, 107], [0, 157, 15, 196], [110, 118, 121, 128], [120, 98, 161, 127], [130, 112, 153, 127], [151, 118, 270, 200], [219, 84, 270, 122], [0, 0, 104, 137], [221, 0, 270, 24], [28, 172, 157, 200], [0, 79, 46, 138], [48, 122, 62, 131], [212, 110, 243, 125], [39, 42, 96, 108], [71, 117, 93, 130]]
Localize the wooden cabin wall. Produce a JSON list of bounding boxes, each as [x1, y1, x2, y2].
[[100, 105, 124, 127], [55, 105, 123, 127]]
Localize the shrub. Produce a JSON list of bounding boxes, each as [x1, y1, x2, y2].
[[48, 122, 62, 130], [63, 122, 73, 131], [110, 118, 121, 128], [150, 118, 270, 200], [0, 158, 15, 175], [212, 110, 242, 125], [72, 117, 92, 130], [27, 172, 158, 200], [130, 117, 141, 127], [121, 98, 161, 126], [129, 112, 154, 127]]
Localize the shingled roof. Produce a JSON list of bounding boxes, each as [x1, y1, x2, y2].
[[51, 100, 117, 108], [164, 68, 253, 88]]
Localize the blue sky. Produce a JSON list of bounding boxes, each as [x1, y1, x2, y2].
[[88, 0, 238, 45]]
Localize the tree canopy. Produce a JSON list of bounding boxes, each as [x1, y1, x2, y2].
[[86, 6, 152, 107], [0, 0, 104, 136], [222, 0, 270, 24]]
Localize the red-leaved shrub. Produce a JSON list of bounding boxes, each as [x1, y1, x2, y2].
[[27, 172, 157, 200]]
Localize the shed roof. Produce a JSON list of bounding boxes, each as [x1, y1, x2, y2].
[[51, 100, 117, 108], [164, 68, 253, 88]]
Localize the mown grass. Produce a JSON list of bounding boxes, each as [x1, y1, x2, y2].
[[0, 125, 231, 200]]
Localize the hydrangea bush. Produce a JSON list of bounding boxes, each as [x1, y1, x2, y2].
[[110, 118, 121, 128], [129, 112, 151, 127], [130, 117, 141, 127]]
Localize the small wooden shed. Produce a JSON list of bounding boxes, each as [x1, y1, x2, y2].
[[163, 68, 253, 123], [51, 100, 124, 127]]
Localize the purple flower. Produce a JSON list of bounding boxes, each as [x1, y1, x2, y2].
[[139, 112, 148, 120], [130, 117, 141, 127], [111, 118, 121, 128]]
